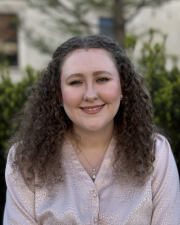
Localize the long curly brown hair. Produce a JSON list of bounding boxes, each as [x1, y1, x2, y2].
[[11, 35, 157, 186]]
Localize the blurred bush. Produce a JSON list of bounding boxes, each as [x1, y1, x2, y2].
[[138, 29, 180, 170], [0, 65, 40, 222]]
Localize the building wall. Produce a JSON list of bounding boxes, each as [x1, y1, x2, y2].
[[127, 1, 180, 69], [0, 0, 55, 81], [0, 0, 180, 82]]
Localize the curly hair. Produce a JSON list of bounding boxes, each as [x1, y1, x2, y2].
[[11, 35, 157, 187]]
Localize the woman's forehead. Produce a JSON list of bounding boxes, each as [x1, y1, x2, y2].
[[62, 48, 116, 70]]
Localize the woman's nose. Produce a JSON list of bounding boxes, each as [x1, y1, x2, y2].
[[83, 85, 98, 102]]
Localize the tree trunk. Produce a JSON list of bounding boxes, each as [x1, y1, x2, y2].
[[114, 0, 125, 51]]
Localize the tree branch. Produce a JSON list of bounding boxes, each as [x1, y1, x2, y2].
[[125, 0, 146, 23], [57, 1, 94, 34]]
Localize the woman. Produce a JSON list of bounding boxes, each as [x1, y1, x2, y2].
[[4, 35, 180, 224]]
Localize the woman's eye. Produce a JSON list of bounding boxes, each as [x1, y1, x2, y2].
[[97, 77, 110, 83], [69, 80, 82, 86]]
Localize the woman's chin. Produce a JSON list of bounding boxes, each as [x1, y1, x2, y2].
[[72, 119, 114, 133], [83, 122, 109, 133], [73, 123, 103, 133]]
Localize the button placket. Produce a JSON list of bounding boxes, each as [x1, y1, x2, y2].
[[90, 189, 99, 224]]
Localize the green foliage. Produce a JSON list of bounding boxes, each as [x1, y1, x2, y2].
[[0, 65, 40, 150], [0, 65, 40, 222], [138, 29, 180, 170], [125, 34, 137, 50]]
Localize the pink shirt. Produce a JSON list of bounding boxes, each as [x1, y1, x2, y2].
[[3, 134, 180, 225]]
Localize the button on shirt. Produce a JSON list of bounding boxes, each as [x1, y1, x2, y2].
[[94, 217, 98, 224], [91, 190, 98, 198], [4, 134, 180, 225]]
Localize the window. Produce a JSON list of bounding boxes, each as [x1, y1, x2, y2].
[[0, 14, 18, 66], [99, 18, 115, 40]]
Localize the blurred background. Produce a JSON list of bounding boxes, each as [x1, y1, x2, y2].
[[0, 0, 180, 222]]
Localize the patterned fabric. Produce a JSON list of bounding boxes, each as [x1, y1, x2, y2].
[[3, 134, 180, 225]]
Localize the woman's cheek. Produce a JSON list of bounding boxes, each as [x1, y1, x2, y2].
[[100, 83, 121, 103], [62, 88, 82, 107]]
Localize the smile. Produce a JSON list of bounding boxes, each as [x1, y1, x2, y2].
[[80, 104, 105, 114], [83, 106, 102, 111]]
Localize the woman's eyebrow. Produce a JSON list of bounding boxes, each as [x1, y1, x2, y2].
[[93, 71, 112, 76], [66, 71, 112, 81], [66, 73, 83, 81]]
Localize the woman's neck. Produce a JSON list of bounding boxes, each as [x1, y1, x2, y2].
[[67, 122, 114, 156]]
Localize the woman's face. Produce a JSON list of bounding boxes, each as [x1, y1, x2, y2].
[[60, 48, 121, 132]]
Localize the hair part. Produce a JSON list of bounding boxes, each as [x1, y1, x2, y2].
[[11, 35, 157, 187]]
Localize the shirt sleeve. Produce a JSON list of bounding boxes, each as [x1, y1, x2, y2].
[[151, 134, 180, 225], [3, 145, 38, 225]]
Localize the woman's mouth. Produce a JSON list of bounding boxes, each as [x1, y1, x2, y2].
[[80, 104, 105, 114]]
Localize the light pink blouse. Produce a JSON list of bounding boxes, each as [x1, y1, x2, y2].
[[3, 134, 180, 225]]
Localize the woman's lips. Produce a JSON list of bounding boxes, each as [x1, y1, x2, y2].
[[80, 104, 105, 114]]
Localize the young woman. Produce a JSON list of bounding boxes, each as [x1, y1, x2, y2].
[[4, 35, 180, 225]]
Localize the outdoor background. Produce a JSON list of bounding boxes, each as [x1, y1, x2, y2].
[[0, 0, 180, 223]]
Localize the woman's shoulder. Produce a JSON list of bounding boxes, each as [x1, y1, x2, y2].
[[6, 144, 19, 174], [154, 133, 169, 148], [153, 133, 172, 159], [6, 143, 35, 193], [152, 133, 179, 185], [151, 134, 180, 223], [6, 142, 24, 170]]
